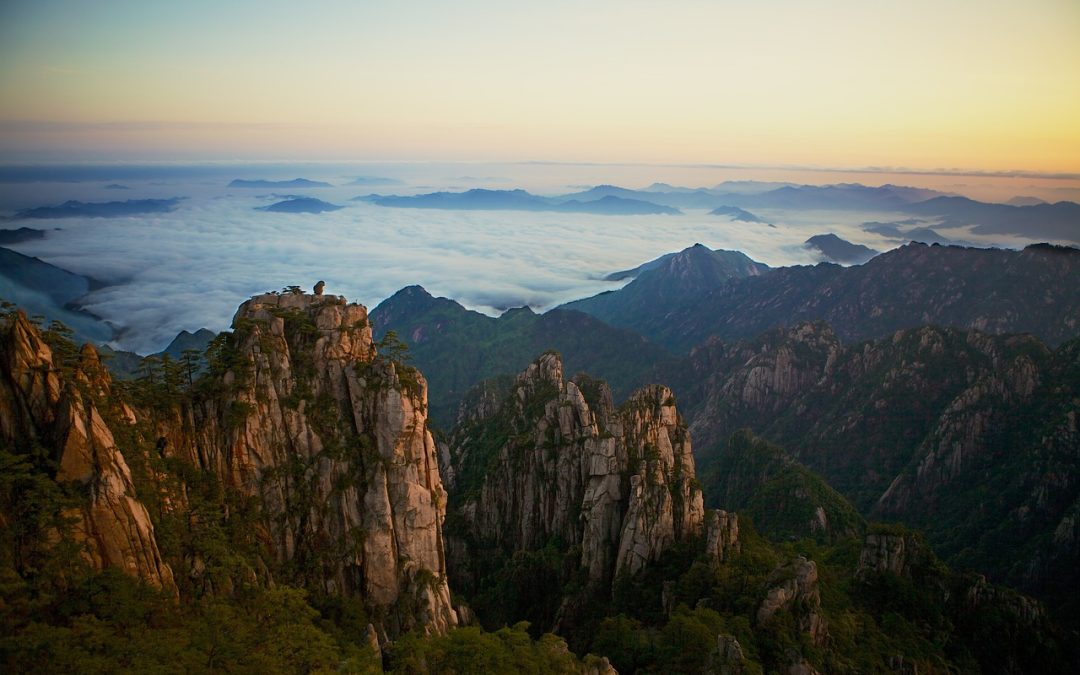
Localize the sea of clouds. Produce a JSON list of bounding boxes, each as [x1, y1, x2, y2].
[[0, 163, 1038, 353]]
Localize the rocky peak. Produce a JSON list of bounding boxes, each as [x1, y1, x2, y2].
[[705, 509, 740, 563], [1, 312, 63, 434], [2, 289, 460, 641], [181, 289, 456, 638], [234, 290, 374, 364], [444, 352, 705, 601], [516, 350, 564, 394], [0, 311, 177, 594], [710, 634, 748, 674]]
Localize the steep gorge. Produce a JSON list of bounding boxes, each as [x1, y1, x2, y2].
[[678, 320, 1080, 617]]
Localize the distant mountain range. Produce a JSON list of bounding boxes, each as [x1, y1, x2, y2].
[[11, 198, 181, 219], [361, 188, 681, 216], [378, 240, 1080, 433], [564, 242, 1080, 352], [344, 176, 404, 186], [359, 181, 1080, 244], [562, 244, 769, 331], [863, 221, 975, 246], [228, 178, 332, 188], [902, 196, 1080, 242]]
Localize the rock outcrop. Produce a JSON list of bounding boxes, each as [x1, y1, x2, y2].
[[855, 531, 922, 580], [0, 291, 459, 639], [757, 557, 828, 647], [444, 352, 706, 594], [710, 634, 748, 675], [176, 291, 455, 637], [705, 509, 740, 563], [0, 311, 176, 593]]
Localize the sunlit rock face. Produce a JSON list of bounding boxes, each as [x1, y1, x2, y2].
[[0, 292, 458, 639], [0, 311, 176, 594]]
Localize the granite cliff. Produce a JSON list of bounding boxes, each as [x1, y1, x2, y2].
[[0, 313, 175, 593], [0, 290, 457, 641], [441, 352, 717, 631]]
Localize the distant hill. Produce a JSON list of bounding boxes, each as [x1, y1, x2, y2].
[[0, 227, 46, 244], [565, 242, 1080, 352], [804, 233, 878, 263], [1006, 195, 1046, 207], [708, 205, 766, 222], [228, 178, 332, 188], [13, 198, 180, 219], [258, 197, 343, 213], [725, 183, 944, 211], [558, 184, 740, 210], [552, 195, 679, 215], [344, 176, 404, 186], [0, 246, 112, 343], [558, 182, 947, 212], [366, 188, 551, 210], [369, 285, 672, 428]]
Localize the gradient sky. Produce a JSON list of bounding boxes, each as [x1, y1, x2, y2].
[[1, 0, 1078, 171]]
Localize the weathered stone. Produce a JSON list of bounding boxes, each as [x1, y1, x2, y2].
[[758, 557, 828, 647], [709, 634, 747, 675], [856, 533, 917, 580], [0, 292, 459, 640], [444, 353, 706, 601], [0, 312, 176, 595], [200, 292, 455, 638], [706, 510, 740, 564]]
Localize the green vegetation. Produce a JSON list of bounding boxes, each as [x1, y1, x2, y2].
[[702, 430, 865, 542], [388, 622, 589, 674], [369, 286, 671, 429], [0, 564, 605, 674]]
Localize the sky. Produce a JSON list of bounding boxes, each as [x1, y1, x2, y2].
[[1, 0, 1078, 173]]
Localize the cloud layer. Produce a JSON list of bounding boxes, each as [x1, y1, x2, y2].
[[0, 168, 1038, 354]]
